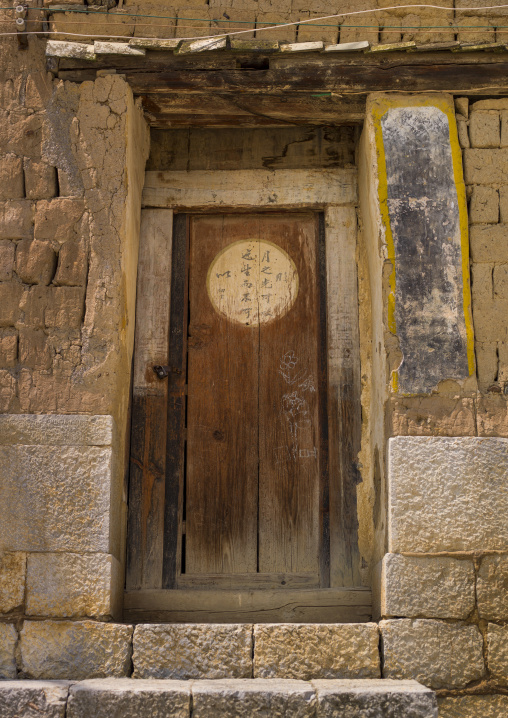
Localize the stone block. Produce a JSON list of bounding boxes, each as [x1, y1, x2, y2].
[[53, 240, 87, 286], [478, 395, 508, 436], [470, 186, 499, 224], [0, 328, 18, 368], [388, 437, 508, 553], [438, 694, 508, 717], [313, 679, 438, 718], [0, 154, 24, 200], [381, 554, 475, 619], [26, 552, 120, 619], [463, 148, 508, 185], [18, 328, 52, 370], [16, 239, 57, 285], [380, 619, 485, 689], [0, 551, 25, 612], [67, 678, 191, 718], [133, 624, 252, 679], [0, 369, 17, 413], [18, 285, 50, 329], [470, 224, 508, 263], [45, 286, 85, 329], [502, 110, 508, 147], [0, 681, 69, 718], [23, 159, 58, 200], [0, 282, 22, 327], [388, 397, 476, 436], [455, 98, 469, 119], [478, 554, 508, 620], [475, 342, 498, 389], [469, 110, 501, 148], [456, 116, 470, 149], [0, 200, 33, 239], [34, 199, 85, 243], [0, 240, 15, 281], [0, 413, 114, 446], [192, 679, 316, 718], [487, 623, 508, 685], [0, 444, 112, 552], [20, 621, 132, 680], [0, 624, 17, 679], [500, 186, 508, 223], [253, 624, 380, 680], [297, 14, 338, 44], [256, 12, 298, 42]]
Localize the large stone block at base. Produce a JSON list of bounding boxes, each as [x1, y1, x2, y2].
[[477, 554, 508, 620], [438, 694, 508, 717], [20, 621, 132, 680], [487, 623, 508, 686], [26, 552, 121, 619], [381, 554, 475, 619], [0, 681, 70, 718], [192, 679, 316, 718], [380, 619, 485, 689], [0, 414, 114, 446], [0, 445, 112, 552], [313, 679, 437, 718], [0, 623, 17, 679], [388, 437, 508, 552], [0, 551, 26, 612], [67, 679, 191, 718], [132, 624, 252, 679], [254, 624, 380, 680]]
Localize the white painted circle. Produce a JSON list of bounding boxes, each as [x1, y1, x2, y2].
[[207, 239, 299, 326]]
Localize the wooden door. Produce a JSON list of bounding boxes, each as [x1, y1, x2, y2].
[[183, 213, 328, 586]]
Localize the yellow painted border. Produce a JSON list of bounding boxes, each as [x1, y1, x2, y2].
[[370, 95, 475, 392]]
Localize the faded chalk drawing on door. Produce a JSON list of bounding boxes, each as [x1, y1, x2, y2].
[[207, 239, 299, 326]]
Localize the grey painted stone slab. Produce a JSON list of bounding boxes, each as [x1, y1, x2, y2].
[[20, 621, 132, 680], [67, 678, 191, 718], [388, 437, 508, 552], [380, 104, 470, 394], [313, 679, 438, 718], [253, 623, 380, 679], [0, 445, 112, 552], [0, 623, 17, 679], [0, 681, 70, 718], [380, 619, 485, 689], [133, 624, 252, 679], [0, 414, 114, 445], [192, 679, 316, 718], [381, 554, 475, 619]]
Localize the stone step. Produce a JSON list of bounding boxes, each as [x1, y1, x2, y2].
[[0, 678, 438, 717]]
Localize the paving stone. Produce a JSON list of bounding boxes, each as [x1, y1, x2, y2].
[[381, 554, 475, 619], [133, 624, 252, 679], [313, 679, 438, 718], [0, 551, 26, 612], [438, 694, 508, 717], [477, 554, 508, 620], [380, 619, 485, 689], [20, 621, 132, 680], [0, 444, 112, 552], [254, 623, 380, 679], [0, 623, 17, 679], [388, 437, 508, 552], [487, 623, 508, 686], [26, 552, 120, 619], [67, 678, 191, 718], [192, 679, 316, 718], [0, 680, 69, 718]]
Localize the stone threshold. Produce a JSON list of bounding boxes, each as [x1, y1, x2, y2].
[[0, 678, 438, 717]]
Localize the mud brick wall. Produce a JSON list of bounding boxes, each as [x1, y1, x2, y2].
[[46, 0, 508, 46]]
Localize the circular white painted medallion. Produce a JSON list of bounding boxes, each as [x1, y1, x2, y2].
[[207, 240, 299, 326]]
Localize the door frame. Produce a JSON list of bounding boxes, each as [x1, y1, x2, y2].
[[125, 167, 367, 622]]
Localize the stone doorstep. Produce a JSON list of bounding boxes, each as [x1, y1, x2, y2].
[[0, 678, 438, 717]]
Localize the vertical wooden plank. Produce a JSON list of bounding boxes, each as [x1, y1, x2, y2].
[[258, 213, 323, 576], [185, 214, 259, 575], [325, 205, 362, 587], [162, 213, 188, 589], [126, 209, 173, 591]]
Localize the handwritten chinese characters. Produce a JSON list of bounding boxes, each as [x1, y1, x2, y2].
[[207, 239, 299, 326]]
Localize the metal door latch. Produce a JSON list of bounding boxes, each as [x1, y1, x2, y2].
[[153, 365, 182, 379]]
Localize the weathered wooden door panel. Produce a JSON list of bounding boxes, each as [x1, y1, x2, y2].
[[185, 213, 327, 581]]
